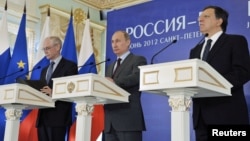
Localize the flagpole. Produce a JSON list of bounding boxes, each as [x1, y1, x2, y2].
[[3, 3, 29, 141]]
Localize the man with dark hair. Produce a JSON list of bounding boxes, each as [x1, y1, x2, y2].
[[104, 30, 147, 141], [190, 6, 250, 141]]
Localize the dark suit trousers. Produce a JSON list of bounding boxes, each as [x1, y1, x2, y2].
[[195, 114, 208, 141], [104, 126, 142, 141], [37, 126, 67, 141]]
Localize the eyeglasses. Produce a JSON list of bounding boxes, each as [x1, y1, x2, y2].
[[42, 44, 58, 51]]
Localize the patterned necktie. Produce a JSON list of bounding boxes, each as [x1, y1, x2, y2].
[[202, 39, 212, 61], [112, 58, 122, 78], [46, 61, 55, 83]]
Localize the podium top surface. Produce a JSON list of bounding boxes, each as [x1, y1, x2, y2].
[[0, 83, 54, 109], [52, 73, 130, 104], [139, 59, 232, 98]]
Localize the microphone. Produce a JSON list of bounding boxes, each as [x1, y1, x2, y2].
[[78, 62, 94, 68], [195, 33, 209, 46], [0, 69, 24, 80], [150, 39, 177, 64], [15, 66, 41, 81], [88, 58, 111, 72]]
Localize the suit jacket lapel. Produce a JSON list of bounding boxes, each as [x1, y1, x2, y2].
[[114, 53, 133, 77], [51, 58, 65, 78], [206, 33, 227, 61]]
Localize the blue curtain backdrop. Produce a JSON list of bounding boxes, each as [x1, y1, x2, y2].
[[106, 0, 250, 140]]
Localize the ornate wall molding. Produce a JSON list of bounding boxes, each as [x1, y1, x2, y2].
[[74, 0, 150, 10], [0, 0, 39, 70], [39, 5, 106, 74]]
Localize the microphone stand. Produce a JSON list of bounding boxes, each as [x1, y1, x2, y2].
[[15, 66, 42, 82], [151, 39, 177, 64], [88, 58, 111, 72], [0, 69, 24, 80]]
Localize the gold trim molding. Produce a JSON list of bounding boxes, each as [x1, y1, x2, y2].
[[39, 5, 106, 74], [74, 0, 151, 10]]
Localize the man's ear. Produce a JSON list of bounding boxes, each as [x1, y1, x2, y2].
[[127, 40, 131, 47], [56, 44, 61, 51], [217, 18, 223, 27]]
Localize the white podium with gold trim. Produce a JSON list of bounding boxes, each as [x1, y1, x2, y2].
[[139, 59, 232, 141], [52, 73, 130, 141], [0, 83, 54, 141]]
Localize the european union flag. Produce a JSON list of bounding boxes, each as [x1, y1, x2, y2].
[[61, 10, 77, 64], [4, 13, 29, 84], [61, 9, 78, 141]]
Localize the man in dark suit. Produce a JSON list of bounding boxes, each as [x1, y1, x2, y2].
[[104, 30, 147, 141], [36, 36, 78, 141], [190, 6, 250, 141]]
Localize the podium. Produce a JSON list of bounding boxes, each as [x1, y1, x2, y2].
[[52, 73, 130, 141], [139, 59, 232, 141], [0, 83, 55, 141]]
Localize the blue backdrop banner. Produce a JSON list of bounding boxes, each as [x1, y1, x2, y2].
[[106, 0, 250, 141]]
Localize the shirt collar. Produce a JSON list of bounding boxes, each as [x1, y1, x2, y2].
[[117, 51, 130, 63], [205, 31, 223, 44], [51, 55, 62, 67]]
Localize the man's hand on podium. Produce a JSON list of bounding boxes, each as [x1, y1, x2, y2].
[[40, 86, 52, 97]]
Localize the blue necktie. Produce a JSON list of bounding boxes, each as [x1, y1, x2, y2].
[[46, 61, 55, 83], [202, 39, 212, 61]]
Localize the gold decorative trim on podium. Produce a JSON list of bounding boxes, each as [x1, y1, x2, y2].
[[54, 82, 68, 95], [143, 71, 159, 85], [2, 87, 52, 103], [199, 67, 225, 89], [93, 80, 124, 97], [52, 74, 130, 104], [0, 84, 54, 108], [139, 59, 232, 98], [174, 67, 193, 82], [168, 95, 192, 111], [54, 79, 125, 97], [67, 82, 75, 93]]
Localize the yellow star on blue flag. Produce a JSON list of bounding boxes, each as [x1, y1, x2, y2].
[[4, 13, 28, 84]]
